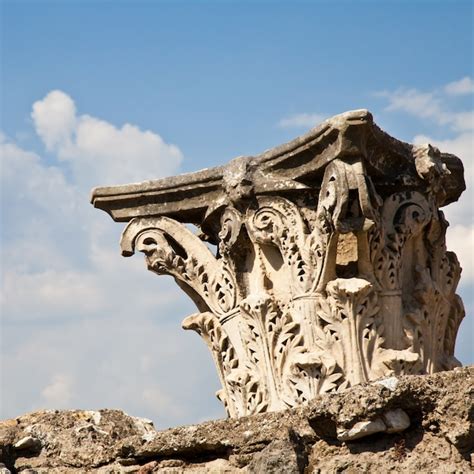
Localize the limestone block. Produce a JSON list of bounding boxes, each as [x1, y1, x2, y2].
[[337, 419, 387, 441], [383, 408, 411, 434]]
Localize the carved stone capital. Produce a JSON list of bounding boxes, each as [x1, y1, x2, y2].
[[93, 110, 466, 417]]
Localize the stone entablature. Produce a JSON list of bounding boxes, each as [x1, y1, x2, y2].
[[92, 110, 466, 418]]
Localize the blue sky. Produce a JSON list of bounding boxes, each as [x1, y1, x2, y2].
[[1, 0, 473, 428]]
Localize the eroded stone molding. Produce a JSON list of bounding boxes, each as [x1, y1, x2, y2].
[[92, 110, 466, 417]]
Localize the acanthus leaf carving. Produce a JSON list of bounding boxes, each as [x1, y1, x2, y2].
[[314, 278, 382, 386], [238, 293, 280, 410], [121, 217, 238, 317], [286, 350, 344, 402], [313, 277, 419, 385], [407, 213, 465, 373], [246, 197, 313, 296], [182, 311, 269, 417], [182, 312, 239, 417]]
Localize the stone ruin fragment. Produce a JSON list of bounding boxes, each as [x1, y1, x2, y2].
[[91, 110, 466, 418]]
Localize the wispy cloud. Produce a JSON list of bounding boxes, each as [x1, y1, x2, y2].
[[444, 76, 474, 96], [41, 374, 74, 407], [31, 90, 183, 188], [376, 89, 447, 121], [277, 112, 327, 129], [375, 77, 474, 132]]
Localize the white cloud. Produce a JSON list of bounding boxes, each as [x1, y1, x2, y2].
[[31, 90, 183, 188], [376, 77, 474, 132], [2, 270, 103, 320], [0, 136, 77, 215], [142, 387, 181, 418], [2, 314, 222, 427], [378, 88, 447, 122], [1, 89, 185, 323], [41, 374, 74, 407], [450, 110, 474, 132], [446, 224, 474, 282], [278, 112, 327, 129], [31, 90, 76, 150], [0, 183, 181, 322], [0, 135, 83, 275], [444, 76, 474, 96]]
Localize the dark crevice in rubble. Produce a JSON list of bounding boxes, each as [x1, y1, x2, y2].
[[135, 449, 235, 465], [288, 428, 310, 474], [308, 413, 338, 442], [344, 429, 424, 456]]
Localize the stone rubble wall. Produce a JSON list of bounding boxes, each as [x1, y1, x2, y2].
[[1, 367, 472, 473]]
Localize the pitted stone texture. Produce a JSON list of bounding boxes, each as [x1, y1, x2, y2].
[[0, 409, 157, 473], [1, 367, 472, 473]]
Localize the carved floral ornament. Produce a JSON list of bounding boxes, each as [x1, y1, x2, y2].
[[92, 110, 466, 417]]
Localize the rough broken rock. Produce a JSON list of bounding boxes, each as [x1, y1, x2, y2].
[[1, 367, 472, 473], [92, 109, 467, 417]]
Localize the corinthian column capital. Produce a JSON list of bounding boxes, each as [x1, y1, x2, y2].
[[92, 110, 466, 417]]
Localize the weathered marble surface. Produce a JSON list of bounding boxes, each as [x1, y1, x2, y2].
[[1, 368, 472, 473], [92, 110, 467, 417]]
